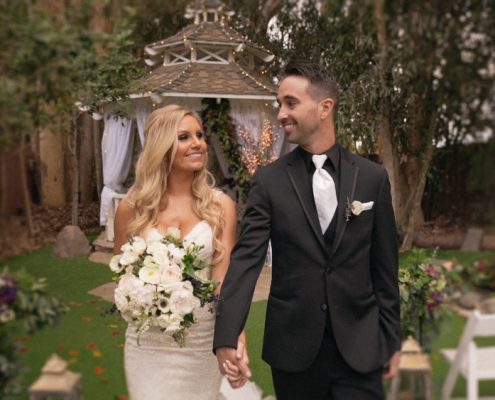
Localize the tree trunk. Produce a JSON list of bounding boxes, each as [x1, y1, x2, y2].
[[79, 113, 94, 203], [399, 109, 438, 250], [93, 118, 103, 201], [19, 134, 35, 235], [374, 0, 405, 219], [261, 0, 283, 20], [71, 109, 79, 226], [0, 147, 6, 217]]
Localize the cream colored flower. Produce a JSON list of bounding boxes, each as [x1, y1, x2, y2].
[[351, 200, 363, 216], [166, 226, 181, 240]]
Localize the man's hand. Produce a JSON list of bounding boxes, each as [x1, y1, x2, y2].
[[216, 345, 252, 389], [383, 350, 401, 379]]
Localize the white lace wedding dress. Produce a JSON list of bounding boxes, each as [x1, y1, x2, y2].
[[124, 221, 222, 400]]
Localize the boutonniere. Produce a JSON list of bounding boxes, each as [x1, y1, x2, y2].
[[345, 198, 374, 221], [345, 198, 363, 221]]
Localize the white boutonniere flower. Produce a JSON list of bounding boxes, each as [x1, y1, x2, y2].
[[345, 198, 374, 221]]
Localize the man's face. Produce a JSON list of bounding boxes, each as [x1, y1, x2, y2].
[[277, 76, 321, 147]]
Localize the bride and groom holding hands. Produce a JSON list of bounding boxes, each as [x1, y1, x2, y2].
[[114, 62, 401, 400]]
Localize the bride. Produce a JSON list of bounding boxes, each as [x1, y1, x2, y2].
[[113, 104, 248, 399]]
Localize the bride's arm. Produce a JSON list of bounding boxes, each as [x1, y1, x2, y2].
[[212, 192, 250, 386], [211, 192, 237, 293], [113, 196, 134, 255]]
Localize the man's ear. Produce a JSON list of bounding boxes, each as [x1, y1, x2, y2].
[[320, 98, 335, 120]]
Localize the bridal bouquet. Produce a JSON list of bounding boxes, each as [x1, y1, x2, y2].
[[109, 227, 217, 346]]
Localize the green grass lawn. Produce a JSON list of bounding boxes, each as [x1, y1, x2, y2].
[[1, 245, 494, 399]]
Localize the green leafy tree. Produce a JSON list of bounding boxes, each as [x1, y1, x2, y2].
[[228, 0, 495, 250]]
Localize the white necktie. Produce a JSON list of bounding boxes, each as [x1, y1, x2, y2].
[[312, 154, 338, 233]]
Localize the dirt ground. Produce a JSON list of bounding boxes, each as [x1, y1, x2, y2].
[[0, 202, 493, 261]]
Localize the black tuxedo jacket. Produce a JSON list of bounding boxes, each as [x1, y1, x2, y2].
[[213, 145, 400, 374]]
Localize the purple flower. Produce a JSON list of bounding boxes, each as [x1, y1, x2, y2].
[[0, 276, 17, 305]]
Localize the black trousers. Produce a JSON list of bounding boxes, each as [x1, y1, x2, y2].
[[271, 317, 384, 400]]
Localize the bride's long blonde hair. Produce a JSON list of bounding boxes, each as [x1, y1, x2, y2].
[[126, 104, 225, 263]]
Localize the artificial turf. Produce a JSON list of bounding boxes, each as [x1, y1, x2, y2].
[[2, 245, 494, 399]]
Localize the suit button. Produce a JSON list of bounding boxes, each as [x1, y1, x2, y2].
[[320, 304, 328, 311], [326, 267, 332, 274]]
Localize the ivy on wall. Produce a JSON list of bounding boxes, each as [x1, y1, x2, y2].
[[201, 98, 252, 201]]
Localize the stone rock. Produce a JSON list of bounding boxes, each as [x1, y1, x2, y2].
[[457, 292, 483, 310], [89, 251, 112, 265], [480, 298, 495, 314], [53, 225, 91, 258], [461, 227, 484, 251]]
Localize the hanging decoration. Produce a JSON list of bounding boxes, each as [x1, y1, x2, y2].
[[238, 117, 279, 175]]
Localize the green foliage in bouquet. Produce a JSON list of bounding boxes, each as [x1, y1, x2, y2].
[[0, 268, 68, 398], [399, 249, 454, 351]]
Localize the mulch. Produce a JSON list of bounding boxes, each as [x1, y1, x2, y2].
[[0, 202, 100, 261]]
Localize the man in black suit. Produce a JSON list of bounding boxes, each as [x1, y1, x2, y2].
[[214, 63, 401, 399]]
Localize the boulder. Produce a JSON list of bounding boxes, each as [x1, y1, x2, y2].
[[457, 291, 483, 310], [480, 298, 495, 314], [53, 225, 91, 258]]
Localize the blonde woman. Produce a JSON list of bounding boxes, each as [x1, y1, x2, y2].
[[114, 104, 247, 399]]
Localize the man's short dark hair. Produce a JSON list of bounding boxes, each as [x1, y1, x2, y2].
[[282, 63, 340, 114]]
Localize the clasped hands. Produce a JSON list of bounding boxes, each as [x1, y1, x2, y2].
[[216, 332, 251, 388]]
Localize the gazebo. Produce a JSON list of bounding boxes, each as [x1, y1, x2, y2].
[[99, 0, 285, 241]]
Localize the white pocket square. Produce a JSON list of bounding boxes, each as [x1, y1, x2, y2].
[[361, 201, 374, 211]]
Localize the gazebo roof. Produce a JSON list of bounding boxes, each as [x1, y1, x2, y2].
[[138, 1, 276, 101], [140, 61, 276, 100], [144, 22, 272, 62]]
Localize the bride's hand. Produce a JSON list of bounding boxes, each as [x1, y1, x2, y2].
[[236, 331, 250, 367], [223, 332, 250, 388]]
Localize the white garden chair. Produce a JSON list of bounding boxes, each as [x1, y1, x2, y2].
[[441, 310, 495, 400]]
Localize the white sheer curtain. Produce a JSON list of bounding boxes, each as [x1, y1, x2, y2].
[[99, 113, 134, 225], [134, 98, 151, 147]]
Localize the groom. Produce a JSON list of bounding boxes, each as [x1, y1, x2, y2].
[[214, 63, 401, 399]]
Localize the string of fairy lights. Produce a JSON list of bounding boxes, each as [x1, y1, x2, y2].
[[140, 2, 276, 111], [238, 117, 280, 175]]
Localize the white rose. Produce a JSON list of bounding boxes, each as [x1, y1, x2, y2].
[[114, 287, 129, 312], [139, 265, 161, 285], [156, 313, 171, 329], [166, 226, 181, 239], [135, 284, 156, 310], [165, 313, 184, 332], [146, 228, 163, 243], [120, 251, 139, 266], [166, 244, 185, 263], [169, 288, 200, 315], [109, 255, 124, 273], [160, 264, 182, 285], [130, 236, 147, 255], [118, 274, 145, 300], [147, 242, 169, 264], [159, 280, 184, 293], [143, 255, 158, 269]]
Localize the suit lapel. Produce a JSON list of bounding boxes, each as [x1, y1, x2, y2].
[[329, 148, 359, 258], [286, 150, 326, 251]]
